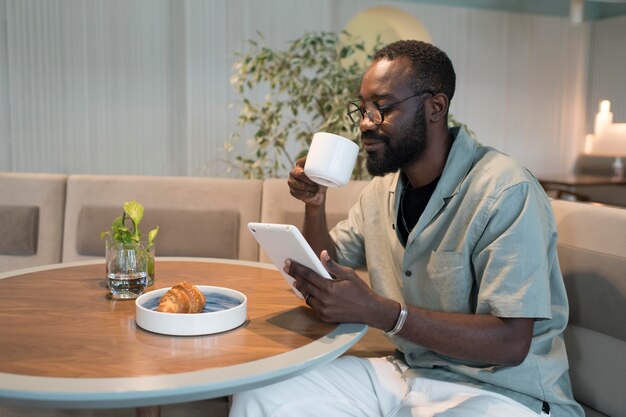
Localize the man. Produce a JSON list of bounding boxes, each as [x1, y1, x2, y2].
[[230, 40, 583, 416]]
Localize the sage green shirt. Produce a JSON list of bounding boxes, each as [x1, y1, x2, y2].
[[330, 127, 583, 416]]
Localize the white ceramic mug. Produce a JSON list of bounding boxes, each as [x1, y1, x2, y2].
[[304, 132, 359, 187]]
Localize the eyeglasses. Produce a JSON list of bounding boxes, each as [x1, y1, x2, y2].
[[347, 89, 435, 126]]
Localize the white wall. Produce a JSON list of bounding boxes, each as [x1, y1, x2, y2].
[[0, 0, 618, 178]]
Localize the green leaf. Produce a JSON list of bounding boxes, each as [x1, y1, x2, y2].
[[124, 201, 144, 228], [101, 201, 159, 247], [147, 226, 159, 249], [111, 216, 124, 229]]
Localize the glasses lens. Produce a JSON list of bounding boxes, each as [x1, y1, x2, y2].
[[347, 103, 362, 126], [364, 102, 383, 125]]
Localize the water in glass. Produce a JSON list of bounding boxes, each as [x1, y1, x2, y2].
[[106, 241, 148, 300]]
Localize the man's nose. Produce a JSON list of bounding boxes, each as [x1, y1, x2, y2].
[[360, 115, 378, 132]]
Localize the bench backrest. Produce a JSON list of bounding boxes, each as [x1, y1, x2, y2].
[[62, 175, 263, 262], [551, 199, 626, 417], [0, 173, 67, 273]]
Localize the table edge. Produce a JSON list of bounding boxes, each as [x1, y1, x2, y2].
[[0, 323, 367, 409]]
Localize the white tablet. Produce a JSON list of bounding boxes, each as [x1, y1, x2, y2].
[[247, 222, 332, 298]]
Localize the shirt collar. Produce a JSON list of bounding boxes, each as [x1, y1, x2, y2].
[[386, 126, 478, 198], [438, 126, 478, 199]]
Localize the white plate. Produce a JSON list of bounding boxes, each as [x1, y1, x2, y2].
[[135, 285, 247, 336]]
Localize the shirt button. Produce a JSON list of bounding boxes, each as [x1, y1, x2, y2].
[[408, 352, 416, 360], [405, 270, 412, 277]]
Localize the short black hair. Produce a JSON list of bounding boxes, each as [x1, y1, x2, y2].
[[373, 40, 456, 103]]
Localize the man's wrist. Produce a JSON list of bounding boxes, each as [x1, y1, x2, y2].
[[304, 201, 325, 216], [368, 296, 406, 333]]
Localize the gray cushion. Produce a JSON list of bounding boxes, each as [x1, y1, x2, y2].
[[0, 205, 39, 255], [558, 245, 626, 342], [558, 244, 626, 416], [77, 206, 240, 259], [582, 404, 609, 417], [564, 326, 626, 417]]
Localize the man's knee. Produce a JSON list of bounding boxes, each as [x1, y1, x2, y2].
[[229, 389, 265, 416]]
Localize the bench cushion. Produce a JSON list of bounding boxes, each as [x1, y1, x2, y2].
[[559, 245, 626, 416], [552, 199, 626, 416], [62, 175, 263, 262], [77, 206, 240, 259], [0, 205, 39, 255], [0, 173, 67, 273]]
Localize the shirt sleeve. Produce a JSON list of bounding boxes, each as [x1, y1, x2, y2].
[[471, 181, 553, 319]]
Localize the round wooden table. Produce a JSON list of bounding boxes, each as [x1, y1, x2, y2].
[[0, 258, 367, 409]]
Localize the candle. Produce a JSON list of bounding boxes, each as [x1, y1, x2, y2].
[[594, 100, 613, 138], [584, 134, 594, 154], [600, 100, 611, 113]]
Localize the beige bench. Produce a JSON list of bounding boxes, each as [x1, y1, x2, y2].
[[0, 173, 67, 273], [552, 199, 626, 417]]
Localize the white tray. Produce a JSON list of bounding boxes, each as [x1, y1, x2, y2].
[[135, 285, 247, 336]]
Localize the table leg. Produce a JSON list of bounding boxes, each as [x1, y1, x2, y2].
[[136, 406, 161, 417]]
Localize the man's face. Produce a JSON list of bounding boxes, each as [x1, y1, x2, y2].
[[358, 58, 428, 177]]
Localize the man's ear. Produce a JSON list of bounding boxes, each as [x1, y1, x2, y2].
[[429, 93, 449, 123]]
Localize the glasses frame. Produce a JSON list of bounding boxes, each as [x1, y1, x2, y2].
[[347, 89, 436, 127]]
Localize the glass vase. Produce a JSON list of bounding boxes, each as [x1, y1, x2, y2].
[[105, 240, 148, 300], [145, 243, 155, 287]]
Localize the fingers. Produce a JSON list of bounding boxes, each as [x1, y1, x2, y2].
[[287, 174, 318, 199], [288, 157, 327, 205], [320, 250, 340, 273], [285, 259, 328, 299], [320, 250, 358, 281], [288, 256, 372, 324], [285, 259, 325, 285], [290, 157, 316, 186]]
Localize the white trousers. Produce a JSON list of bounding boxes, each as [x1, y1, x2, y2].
[[229, 356, 547, 417]]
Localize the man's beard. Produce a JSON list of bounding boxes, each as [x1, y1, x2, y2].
[[364, 105, 427, 177]]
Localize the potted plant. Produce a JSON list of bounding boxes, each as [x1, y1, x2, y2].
[[101, 201, 159, 299]]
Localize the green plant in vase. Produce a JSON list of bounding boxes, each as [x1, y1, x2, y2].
[[101, 201, 159, 292]]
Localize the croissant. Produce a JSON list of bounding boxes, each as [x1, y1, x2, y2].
[[156, 281, 206, 313]]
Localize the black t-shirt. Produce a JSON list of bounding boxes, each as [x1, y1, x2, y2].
[[397, 174, 440, 245]]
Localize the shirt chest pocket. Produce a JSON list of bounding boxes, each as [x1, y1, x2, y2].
[[424, 251, 473, 312]]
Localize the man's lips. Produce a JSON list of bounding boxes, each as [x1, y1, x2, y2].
[[362, 138, 385, 152]]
